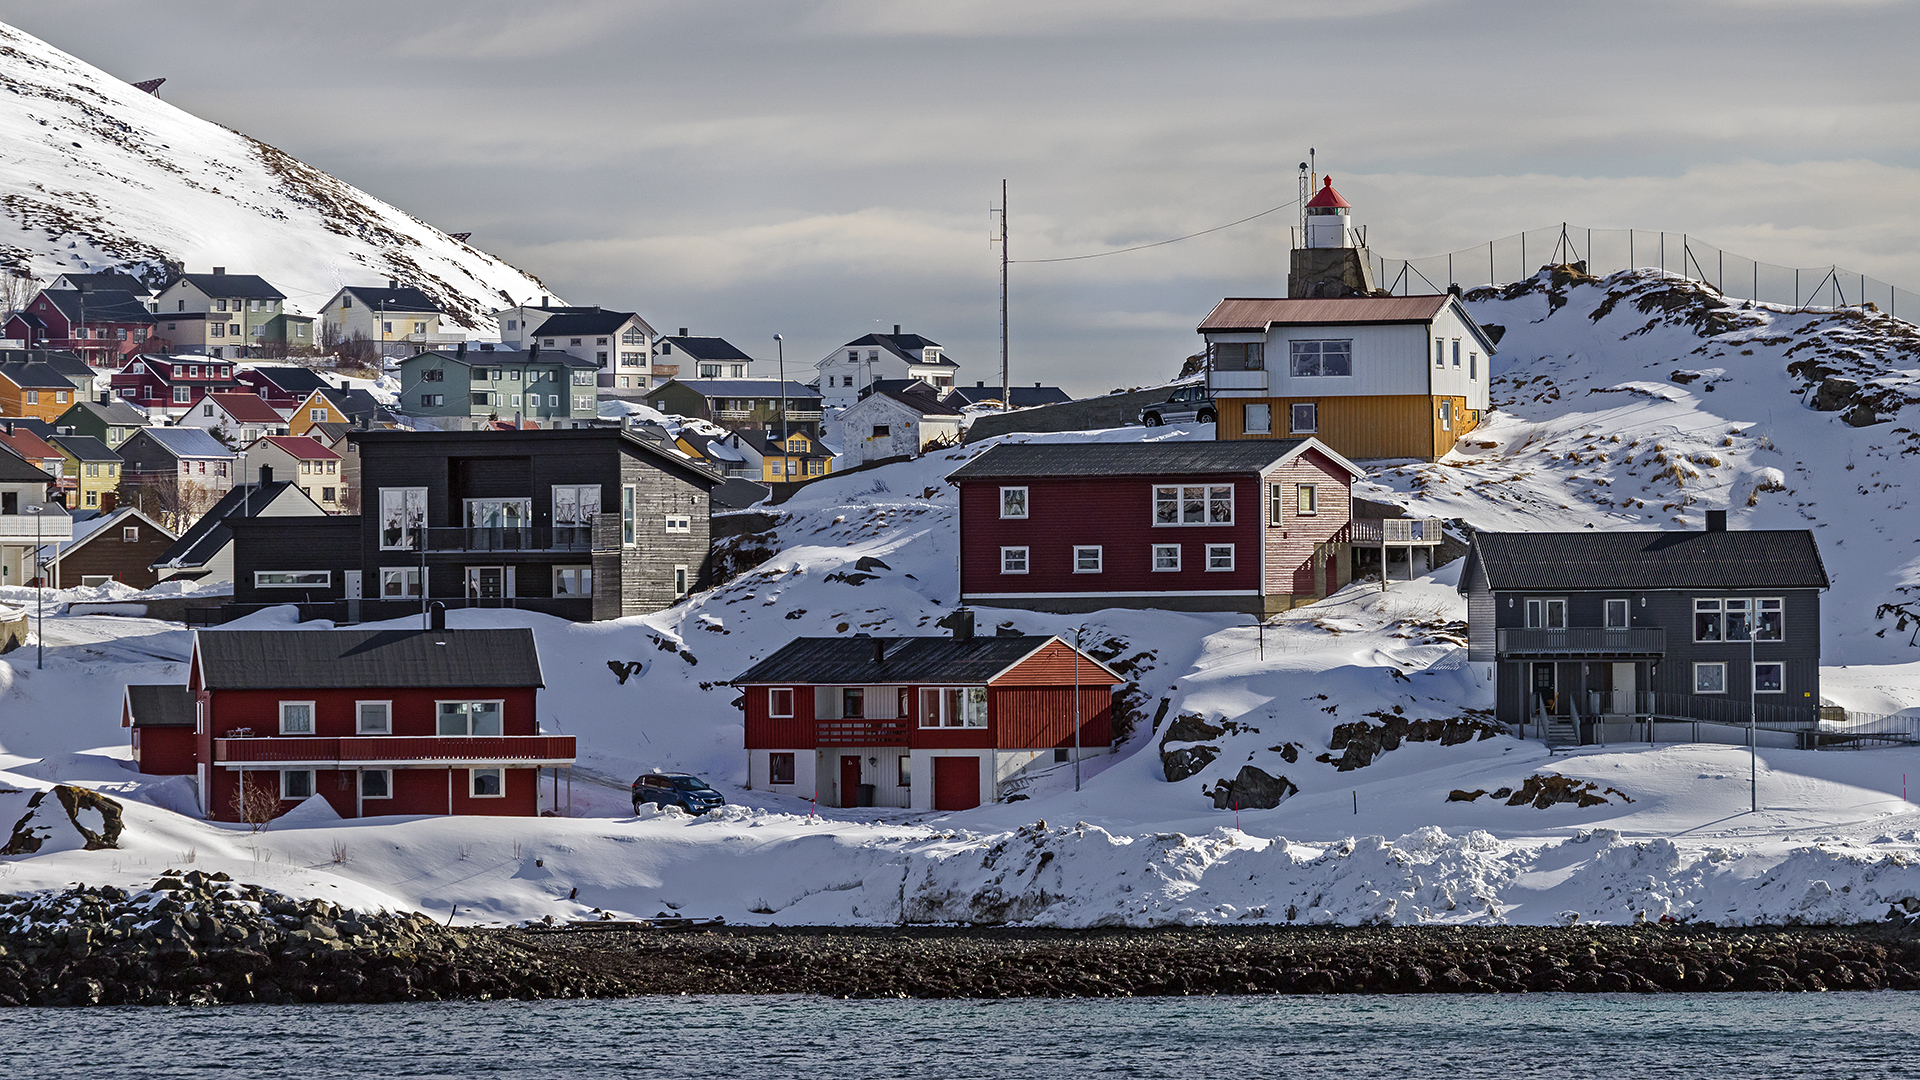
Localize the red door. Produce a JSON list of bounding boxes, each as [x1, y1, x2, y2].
[[840, 755, 862, 809], [932, 756, 981, 811]]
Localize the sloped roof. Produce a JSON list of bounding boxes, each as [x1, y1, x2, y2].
[[0, 428, 62, 462], [38, 289, 156, 326], [1463, 530, 1830, 592], [171, 273, 286, 300], [870, 382, 963, 417], [125, 684, 195, 728], [205, 391, 285, 423], [673, 379, 821, 400], [0, 417, 56, 439], [58, 272, 153, 297], [135, 426, 231, 459], [414, 348, 597, 369], [194, 628, 544, 690], [532, 310, 640, 337], [662, 336, 752, 362], [243, 366, 332, 397], [712, 477, 770, 510], [316, 387, 400, 425], [950, 439, 1321, 480], [153, 480, 306, 569], [0, 448, 54, 482], [59, 397, 148, 426], [258, 434, 338, 459], [944, 383, 1073, 409], [1305, 176, 1351, 209], [43, 507, 171, 563], [0, 361, 80, 390], [339, 285, 437, 313], [733, 634, 1121, 686], [1200, 295, 1452, 330], [48, 434, 118, 462]]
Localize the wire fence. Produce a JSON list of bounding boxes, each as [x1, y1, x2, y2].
[[1369, 224, 1919, 318]]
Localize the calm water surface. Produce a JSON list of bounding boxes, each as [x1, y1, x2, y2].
[[10, 994, 1918, 1078]]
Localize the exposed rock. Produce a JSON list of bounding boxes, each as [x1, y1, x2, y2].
[[1447, 789, 1488, 803], [1316, 709, 1504, 772], [1160, 714, 1226, 745], [1813, 376, 1859, 412], [1209, 766, 1297, 810], [3, 787, 124, 855], [1501, 774, 1635, 809], [1161, 745, 1219, 783]]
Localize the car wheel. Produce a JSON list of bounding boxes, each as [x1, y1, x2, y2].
[[632, 801, 643, 814], [1197, 409, 1216, 424], [1142, 413, 1162, 427]]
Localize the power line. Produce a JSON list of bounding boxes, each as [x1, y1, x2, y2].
[[1012, 196, 1303, 264]]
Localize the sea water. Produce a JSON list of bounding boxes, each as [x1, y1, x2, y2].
[[12, 993, 1918, 1078]]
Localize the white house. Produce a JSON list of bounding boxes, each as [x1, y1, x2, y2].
[[494, 303, 657, 395], [814, 326, 960, 412], [0, 452, 71, 586], [149, 473, 323, 585], [826, 381, 964, 468], [176, 391, 291, 445], [317, 283, 459, 357]]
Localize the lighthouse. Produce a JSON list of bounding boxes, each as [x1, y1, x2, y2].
[[1288, 173, 1378, 299]]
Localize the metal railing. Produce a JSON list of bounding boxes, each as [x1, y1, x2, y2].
[[816, 719, 909, 746], [213, 734, 577, 764], [1349, 517, 1445, 544], [1497, 627, 1666, 659], [378, 520, 611, 554], [1639, 690, 1819, 729]]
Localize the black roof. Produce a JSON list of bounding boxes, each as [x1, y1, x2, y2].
[[0, 417, 56, 439], [317, 387, 401, 425], [170, 273, 286, 300], [244, 366, 333, 397], [347, 427, 724, 489], [39, 289, 156, 326], [153, 480, 304, 569], [0, 449, 54, 483], [663, 336, 752, 362], [534, 311, 638, 337], [868, 381, 962, 417], [945, 383, 1074, 409], [0, 361, 80, 390], [58, 398, 148, 426], [948, 440, 1314, 481], [1462, 530, 1830, 592], [194, 628, 544, 690], [711, 477, 770, 511], [339, 286, 439, 313], [733, 634, 1119, 686], [59, 272, 152, 296], [414, 348, 596, 369], [48, 434, 118, 461], [126, 684, 195, 727]]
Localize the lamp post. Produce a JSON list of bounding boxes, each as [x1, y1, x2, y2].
[[27, 504, 43, 669], [1749, 599, 1758, 814], [1073, 625, 1083, 793], [773, 334, 787, 442]]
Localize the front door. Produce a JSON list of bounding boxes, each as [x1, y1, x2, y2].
[[1531, 662, 1557, 716], [466, 566, 505, 601], [343, 570, 363, 600], [840, 755, 862, 809], [1611, 662, 1637, 715]]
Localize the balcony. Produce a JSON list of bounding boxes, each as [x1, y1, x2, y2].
[[1208, 370, 1268, 392], [212, 735, 577, 766], [1349, 518, 1445, 544], [0, 508, 73, 543], [715, 409, 753, 420], [1496, 626, 1666, 659], [783, 409, 823, 421], [413, 524, 598, 554], [816, 719, 908, 746]]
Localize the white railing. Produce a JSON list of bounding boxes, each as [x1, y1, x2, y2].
[[0, 508, 73, 542], [1349, 517, 1445, 544], [716, 409, 752, 420]]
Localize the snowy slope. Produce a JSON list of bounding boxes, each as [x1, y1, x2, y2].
[[0, 21, 552, 324]]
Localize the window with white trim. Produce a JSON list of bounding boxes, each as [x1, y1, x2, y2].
[[1526, 598, 1567, 629], [380, 567, 423, 598], [1605, 599, 1630, 629], [1756, 598, 1783, 640], [999, 486, 1028, 519], [1243, 403, 1271, 434], [1435, 338, 1445, 368], [470, 769, 504, 798], [553, 565, 592, 596], [281, 769, 314, 800], [1297, 484, 1318, 516], [1695, 599, 1723, 642], [279, 701, 315, 735], [769, 688, 794, 718], [1073, 546, 1102, 573], [1694, 662, 1727, 694], [1206, 544, 1234, 571], [665, 515, 691, 533], [1000, 546, 1029, 574], [673, 565, 689, 595], [1152, 543, 1181, 571], [357, 701, 391, 734], [621, 485, 636, 545], [254, 571, 329, 588], [1153, 484, 1232, 526], [360, 769, 391, 799], [918, 687, 988, 728], [378, 487, 427, 550], [1289, 339, 1352, 377], [437, 700, 503, 737], [1290, 402, 1318, 434], [1754, 662, 1784, 694]]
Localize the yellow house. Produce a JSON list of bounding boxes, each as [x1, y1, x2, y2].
[[750, 429, 832, 484], [289, 388, 348, 436], [49, 435, 121, 511]]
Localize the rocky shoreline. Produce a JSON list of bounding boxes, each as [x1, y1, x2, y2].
[[5, 874, 1920, 1005]]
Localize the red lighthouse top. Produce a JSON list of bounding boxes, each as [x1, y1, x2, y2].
[[1304, 176, 1351, 209]]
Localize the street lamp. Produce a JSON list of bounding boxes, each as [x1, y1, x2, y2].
[[26, 504, 43, 670], [773, 334, 787, 442]]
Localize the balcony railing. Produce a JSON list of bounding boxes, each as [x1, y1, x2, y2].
[[212, 735, 577, 765], [816, 719, 909, 746], [1208, 370, 1268, 391], [1497, 627, 1666, 659], [715, 409, 753, 420], [1349, 518, 1446, 544], [783, 409, 823, 421], [0, 508, 74, 542], [413, 524, 597, 554]]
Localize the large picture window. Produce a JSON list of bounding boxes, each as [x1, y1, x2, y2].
[[1153, 485, 1233, 526], [918, 687, 988, 728], [553, 566, 592, 596], [438, 701, 503, 737], [1696, 596, 1784, 641], [1289, 340, 1352, 377], [379, 487, 427, 550], [254, 571, 330, 588], [552, 484, 601, 537]]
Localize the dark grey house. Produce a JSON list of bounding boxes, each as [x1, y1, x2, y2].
[[1460, 512, 1828, 744]]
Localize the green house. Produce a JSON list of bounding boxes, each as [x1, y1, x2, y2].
[[397, 347, 603, 428]]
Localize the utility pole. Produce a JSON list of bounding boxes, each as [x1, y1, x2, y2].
[[1073, 625, 1083, 793], [993, 180, 1008, 413]]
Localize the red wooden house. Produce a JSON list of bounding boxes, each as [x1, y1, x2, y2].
[[732, 623, 1123, 811], [124, 684, 198, 776], [109, 355, 244, 419], [234, 365, 333, 414], [947, 438, 1365, 615], [150, 624, 574, 822], [6, 289, 159, 367]]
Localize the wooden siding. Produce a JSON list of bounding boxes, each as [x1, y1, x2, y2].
[[48, 523, 175, 589], [1260, 448, 1353, 597], [743, 684, 818, 748], [991, 687, 1113, 749], [615, 447, 712, 614], [991, 639, 1123, 687], [230, 515, 360, 604], [1466, 579, 1496, 662], [1217, 395, 1447, 461]]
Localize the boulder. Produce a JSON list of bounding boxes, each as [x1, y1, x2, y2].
[[1161, 744, 1218, 783], [1210, 766, 1297, 810], [2, 786, 125, 854]]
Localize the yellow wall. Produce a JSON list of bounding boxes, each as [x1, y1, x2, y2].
[[290, 394, 345, 436], [1216, 395, 1481, 461], [0, 382, 76, 422], [61, 453, 120, 510]]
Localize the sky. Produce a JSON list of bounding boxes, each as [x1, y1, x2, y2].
[[3, 0, 1916, 396]]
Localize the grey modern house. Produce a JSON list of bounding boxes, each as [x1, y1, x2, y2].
[[1460, 512, 1828, 744], [395, 347, 602, 429]]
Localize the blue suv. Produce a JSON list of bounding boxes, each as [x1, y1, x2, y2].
[[632, 772, 726, 815]]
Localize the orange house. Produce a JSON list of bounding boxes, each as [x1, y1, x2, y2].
[[0, 363, 80, 422]]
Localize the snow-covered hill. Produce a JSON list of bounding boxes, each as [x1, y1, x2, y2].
[[0, 21, 551, 324]]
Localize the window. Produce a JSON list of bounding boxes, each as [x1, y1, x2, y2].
[[465, 497, 531, 530], [1153, 543, 1181, 571], [1206, 544, 1234, 571], [509, 369, 522, 382], [510, 394, 522, 408], [81, 575, 113, 586], [665, 515, 691, 533], [769, 688, 794, 718], [842, 687, 865, 719], [281, 770, 314, 800], [553, 566, 593, 595], [311, 408, 327, 422], [173, 386, 190, 403], [918, 687, 988, 728], [1243, 403, 1271, 434], [999, 486, 1028, 519], [1290, 402, 1318, 434], [1153, 484, 1232, 526], [1605, 599, 1630, 629], [1440, 400, 1453, 431], [899, 755, 911, 787], [438, 701, 503, 737], [573, 371, 594, 386], [1754, 662, 1785, 693], [1297, 484, 1318, 516], [543, 339, 555, 347], [360, 769, 391, 799], [473, 368, 491, 381], [1470, 352, 1478, 379], [574, 395, 593, 412], [769, 752, 796, 785], [1694, 599, 1723, 642], [621, 351, 644, 367], [1435, 338, 1445, 368], [382, 321, 394, 334], [279, 701, 315, 735], [1289, 339, 1352, 377], [596, 352, 608, 364], [300, 461, 312, 475], [254, 571, 330, 588], [1724, 599, 1753, 641], [622, 327, 646, 345], [1757, 598, 1783, 640], [1216, 342, 1264, 370], [380, 567, 423, 598], [1694, 662, 1727, 694], [470, 769, 504, 798], [622, 485, 636, 545], [356, 702, 391, 734], [673, 565, 689, 595], [870, 424, 891, 439], [379, 488, 428, 550], [1074, 546, 1103, 573], [1526, 598, 1568, 629], [1000, 546, 1029, 574], [414, 322, 427, 335], [216, 300, 228, 313], [122, 526, 139, 542]]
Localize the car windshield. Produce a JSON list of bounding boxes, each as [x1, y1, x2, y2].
[[671, 778, 715, 792]]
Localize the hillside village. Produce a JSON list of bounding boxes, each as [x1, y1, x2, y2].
[[2, 34, 1920, 932]]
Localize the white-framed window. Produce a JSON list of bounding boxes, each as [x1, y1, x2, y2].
[[437, 700, 503, 737], [673, 565, 689, 595], [1152, 543, 1181, 571], [1694, 662, 1727, 695], [1289, 339, 1352, 377], [665, 515, 691, 533], [554, 566, 593, 596], [1754, 662, 1785, 694], [552, 484, 601, 532], [1435, 338, 1445, 368], [379, 488, 427, 550], [1290, 402, 1318, 434], [254, 570, 330, 588], [360, 769, 392, 799], [1452, 340, 1462, 368], [1440, 400, 1453, 431], [573, 395, 593, 412], [1073, 545, 1103, 573], [469, 768, 504, 798], [1526, 598, 1568, 629], [1470, 352, 1478, 379], [1757, 598, 1783, 640], [1605, 599, 1630, 629], [769, 688, 795, 718], [510, 394, 522, 408], [1206, 543, 1234, 571], [173, 386, 190, 403], [918, 686, 988, 728], [310, 408, 326, 422], [999, 486, 1028, 519], [1243, 403, 1271, 434], [622, 485, 636, 546], [1694, 599, 1723, 642], [1297, 484, 1318, 516], [548, 394, 560, 408], [1152, 484, 1233, 526], [1000, 546, 1029, 574], [281, 769, 314, 800], [81, 574, 113, 586], [279, 701, 315, 735], [380, 567, 423, 598], [769, 752, 796, 785], [356, 701, 392, 734]]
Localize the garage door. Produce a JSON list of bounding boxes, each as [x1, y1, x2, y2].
[[932, 756, 981, 811]]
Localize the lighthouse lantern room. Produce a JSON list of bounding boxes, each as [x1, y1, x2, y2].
[[1304, 176, 1355, 249]]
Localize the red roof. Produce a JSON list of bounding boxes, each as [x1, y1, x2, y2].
[[1304, 176, 1350, 209], [0, 429, 61, 462], [206, 391, 285, 423], [1199, 295, 1452, 331], [259, 434, 338, 460]]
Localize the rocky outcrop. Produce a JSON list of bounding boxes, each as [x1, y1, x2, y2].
[[3, 787, 124, 855], [1497, 775, 1635, 809], [1159, 714, 1227, 782], [1208, 766, 1297, 810], [1317, 709, 1504, 772]]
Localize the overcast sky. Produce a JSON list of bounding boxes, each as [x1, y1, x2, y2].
[[5, 1, 1916, 394]]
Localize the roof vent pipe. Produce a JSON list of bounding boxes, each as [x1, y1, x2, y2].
[[1705, 509, 1727, 532], [873, 637, 885, 664], [429, 601, 447, 631]]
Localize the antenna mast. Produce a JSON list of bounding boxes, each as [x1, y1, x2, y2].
[[994, 180, 1009, 414]]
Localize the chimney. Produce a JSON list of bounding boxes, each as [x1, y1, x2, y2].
[[539, 295, 548, 307], [212, 267, 225, 276], [892, 324, 901, 335], [679, 327, 688, 337], [873, 637, 885, 664], [429, 601, 447, 631], [100, 490, 117, 514], [387, 279, 397, 290], [258, 463, 272, 485], [529, 342, 540, 358], [1705, 509, 1727, 533], [950, 608, 974, 641]]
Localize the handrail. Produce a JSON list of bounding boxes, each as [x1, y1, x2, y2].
[[1497, 627, 1666, 657]]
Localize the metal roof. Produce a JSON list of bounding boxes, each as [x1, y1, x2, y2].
[[1304, 176, 1351, 209], [948, 439, 1316, 481], [38, 289, 156, 325], [205, 391, 285, 423], [243, 366, 333, 396], [59, 397, 148, 426], [194, 628, 544, 690], [133, 426, 231, 459], [170, 273, 286, 300], [0, 447, 54, 482], [125, 684, 195, 727], [258, 434, 338, 459], [47, 434, 118, 461], [662, 336, 752, 362], [0, 361, 80, 390], [1463, 530, 1830, 592], [674, 379, 821, 399], [732, 634, 1121, 686], [338, 285, 438, 313], [944, 383, 1073, 409], [153, 480, 302, 569], [532, 310, 639, 337], [1199, 295, 1453, 331]]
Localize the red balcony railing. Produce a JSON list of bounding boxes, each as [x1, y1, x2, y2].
[[212, 735, 576, 765]]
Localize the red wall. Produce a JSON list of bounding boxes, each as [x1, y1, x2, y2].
[[740, 674, 1117, 751], [958, 474, 1263, 596], [991, 687, 1113, 749], [132, 727, 198, 776], [207, 764, 539, 822]]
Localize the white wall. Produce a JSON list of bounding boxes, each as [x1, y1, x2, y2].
[[816, 346, 909, 411], [1262, 322, 1430, 398]]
